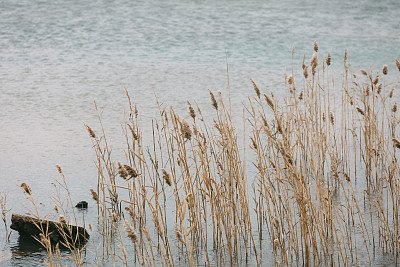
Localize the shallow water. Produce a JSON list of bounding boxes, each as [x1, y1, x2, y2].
[[1, 0, 400, 265]]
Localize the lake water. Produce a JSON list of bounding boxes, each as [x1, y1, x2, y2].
[[1, 0, 400, 266]]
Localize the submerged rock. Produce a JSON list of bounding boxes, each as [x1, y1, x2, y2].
[[75, 201, 88, 209], [10, 214, 89, 247]]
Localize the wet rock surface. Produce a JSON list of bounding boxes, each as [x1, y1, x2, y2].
[[10, 214, 89, 247]]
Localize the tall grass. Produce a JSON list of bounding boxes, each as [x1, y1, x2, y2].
[[26, 45, 400, 266]]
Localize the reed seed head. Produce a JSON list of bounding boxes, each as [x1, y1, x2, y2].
[[356, 107, 365, 116], [373, 76, 379, 85], [181, 118, 192, 140], [287, 75, 294, 85], [251, 79, 261, 99], [396, 58, 400, 71], [326, 53, 331, 66], [124, 165, 139, 179], [377, 84, 382, 94], [161, 168, 172, 186], [111, 192, 119, 204], [365, 86, 370, 96], [209, 90, 218, 110], [383, 64, 388, 75], [312, 65, 316, 76], [193, 124, 198, 136], [311, 53, 318, 68], [39, 233, 51, 248], [90, 189, 99, 203], [299, 91, 303, 100], [264, 94, 275, 110], [276, 118, 283, 134], [85, 124, 96, 138], [128, 124, 138, 140], [118, 162, 128, 180], [303, 65, 308, 78], [360, 69, 368, 76], [250, 137, 257, 150], [124, 220, 138, 243], [392, 103, 397, 113], [389, 88, 394, 98], [314, 41, 318, 52], [20, 182, 31, 195], [56, 165, 62, 173], [125, 206, 135, 220], [110, 212, 118, 222], [174, 224, 186, 245], [188, 102, 196, 120]]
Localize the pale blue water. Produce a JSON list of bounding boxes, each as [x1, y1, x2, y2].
[[0, 0, 400, 265]]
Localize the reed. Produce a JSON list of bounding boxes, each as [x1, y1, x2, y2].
[[22, 45, 400, 266], [0, 192, 11, 242]]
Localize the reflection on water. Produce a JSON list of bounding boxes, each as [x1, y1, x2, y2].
[[1, 230, 90, 266], [11, 235, 44, 257], [0, 235, 46, 267]]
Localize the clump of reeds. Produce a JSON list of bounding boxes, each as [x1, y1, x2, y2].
[[29, 44, 400, 267]]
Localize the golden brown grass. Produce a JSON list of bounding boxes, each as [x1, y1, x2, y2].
[[23, 45, 400, 266]]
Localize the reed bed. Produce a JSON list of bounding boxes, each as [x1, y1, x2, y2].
[[24, 45, 400, 266]]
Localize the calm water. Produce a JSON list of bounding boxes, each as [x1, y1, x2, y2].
[[1, 0, 400, 265]]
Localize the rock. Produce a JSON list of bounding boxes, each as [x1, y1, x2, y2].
[[75, 201, 88, 209], [10, 214, 89, 247]]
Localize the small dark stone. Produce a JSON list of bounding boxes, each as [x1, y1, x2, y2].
[[75, 201, 88, 209]]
